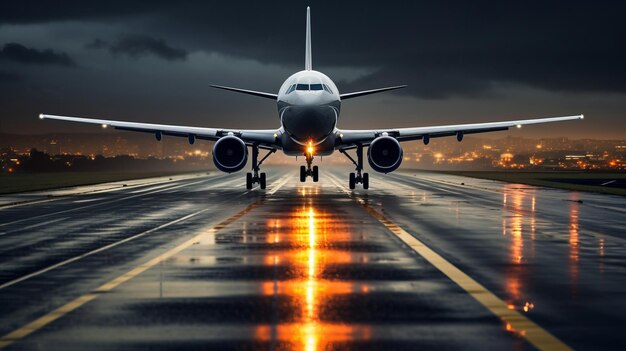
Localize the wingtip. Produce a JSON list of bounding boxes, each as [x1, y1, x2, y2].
[[580, 114, 584, 120], [39, 113, 45, 120]]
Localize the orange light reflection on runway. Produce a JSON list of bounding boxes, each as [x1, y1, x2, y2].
[[569, 194, 580, 293], [257, 203, 371, 349], [501, 186, 536, 334], [503, 187, 526, 304]]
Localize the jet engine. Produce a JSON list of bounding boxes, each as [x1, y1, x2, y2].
[[212, 136, 248, 173], [367, 136, 403, 173]]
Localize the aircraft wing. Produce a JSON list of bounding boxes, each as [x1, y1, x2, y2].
[[39, 114, 280, 148], [209, 85, 278, 100], [336, 114, 584, 146]]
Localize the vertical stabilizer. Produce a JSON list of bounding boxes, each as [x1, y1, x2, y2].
[[305, 6, 312, 71]]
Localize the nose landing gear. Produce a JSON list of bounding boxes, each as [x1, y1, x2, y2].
[[339, 144, 369, 189], [299, 151, 319, 182], [246, 144, 275, 189]]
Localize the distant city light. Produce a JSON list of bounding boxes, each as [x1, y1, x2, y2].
[[1, 134, 624, 172]]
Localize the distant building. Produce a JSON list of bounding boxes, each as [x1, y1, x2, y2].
[[500, 152, 513, 162], [48, 139, 61, 155]]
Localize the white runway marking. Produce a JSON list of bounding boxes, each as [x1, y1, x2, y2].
[[0, 173, 291, 349]]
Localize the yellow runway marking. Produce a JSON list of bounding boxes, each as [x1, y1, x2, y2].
[[327, 175, 572, 351], [0, 175, 291, 349]]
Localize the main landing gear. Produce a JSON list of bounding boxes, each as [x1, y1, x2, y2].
[[299, 150, 319, 182], [246, 144, 276, 190], [339, 144, 369, 190]]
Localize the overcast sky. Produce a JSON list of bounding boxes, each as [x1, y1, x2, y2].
[[1, 1, 625, 139]]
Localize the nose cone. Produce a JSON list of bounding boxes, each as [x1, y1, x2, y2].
[[294, 91, 323, 105], [281, 105, 337, 143]]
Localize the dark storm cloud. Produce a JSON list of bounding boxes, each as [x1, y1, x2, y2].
[[84, 38, 108, 50], [0, 1, 168, 24], [0, 71, 20, 83], [86, 35, 187, 61], [0, 43, 75, 67], [2, 1, 625, 98]]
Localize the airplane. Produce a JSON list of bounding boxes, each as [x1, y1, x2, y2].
[[39, 6, 583, 190]]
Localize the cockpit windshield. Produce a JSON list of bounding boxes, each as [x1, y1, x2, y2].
[[286, 83, 334, 94]]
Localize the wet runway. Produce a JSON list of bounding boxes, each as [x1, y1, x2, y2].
[[0, 168, 624, 350]]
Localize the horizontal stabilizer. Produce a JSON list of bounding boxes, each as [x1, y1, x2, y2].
[[210, 84, 278, 100], [340, 85, 407, 100]]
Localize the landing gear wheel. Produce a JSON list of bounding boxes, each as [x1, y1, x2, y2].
[[312, 166, 319, 182], [300, 165, 306, 182], [259, 172, 266, 189], [340, 144, 372, 190], [248, 144, 276, 190], [246, 172, 253, 189]]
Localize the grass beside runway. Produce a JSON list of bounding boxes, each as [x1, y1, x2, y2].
[[424, 170, 626, 196], [0, 171, 207, 195]]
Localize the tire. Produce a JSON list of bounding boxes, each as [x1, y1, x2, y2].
[[312, 166, 319, 182], [349, 173, 356, 189], [300, 165, 306, 182], [363, 172, 369, 189], [259, 172, 266, 189], [246, 172, 253, 189]]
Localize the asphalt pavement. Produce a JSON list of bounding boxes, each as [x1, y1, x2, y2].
[[0, 167, 624, 350]]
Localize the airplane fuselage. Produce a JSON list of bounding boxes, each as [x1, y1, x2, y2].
[[277, 70, 340, 156]]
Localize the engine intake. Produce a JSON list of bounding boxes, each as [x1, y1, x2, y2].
[[212, 136, 248, 173], [367, 136, 403, 173]]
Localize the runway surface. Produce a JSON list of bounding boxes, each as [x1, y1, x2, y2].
[[0, 167, 624, 350]]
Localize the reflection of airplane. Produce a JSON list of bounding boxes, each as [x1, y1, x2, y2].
[[39, 7, 583, 190]]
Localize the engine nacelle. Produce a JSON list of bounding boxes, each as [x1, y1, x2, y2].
[[212, 136, 248, 173], [367, 136, 403, 173]]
